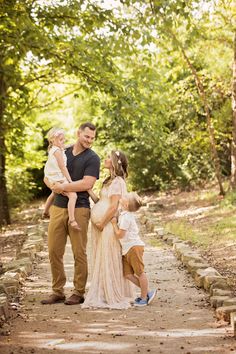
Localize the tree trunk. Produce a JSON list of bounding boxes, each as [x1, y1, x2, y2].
[[178, 44, 225, 196], [0, 65, 11, 226], [230, 31, 236, 189]]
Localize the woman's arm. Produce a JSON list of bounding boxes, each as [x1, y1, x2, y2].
[[54, 149, 72, 182], [95, 194, 120, 231]]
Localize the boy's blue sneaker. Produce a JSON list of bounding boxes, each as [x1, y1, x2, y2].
[[134, 297, 148, 307], [134, 296, 141, 302], [147, 289, 157, 305]]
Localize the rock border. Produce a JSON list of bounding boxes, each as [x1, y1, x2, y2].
[[0, 220, 47, 334], [139, 202, 236, 335]]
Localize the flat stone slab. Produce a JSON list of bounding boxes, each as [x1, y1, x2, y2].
[[203, 276, 227, 291], [230, 312, 236, 336], [223, 298, 236, 307], [186, 260, 210, 275], [181, 253, 203, 265], [211, 289, 233, 297], [154, 227, 165, 236], [0, 276, 19, 295], [3, 258, 32, 274], [0, 295, 10, 320], [194, 267, 221, 288], [17, 250, 35, 260], [173, 243, 192, 254], [216, 305, 236, 322], [210, 295, 231, 308], [210, 281, 232, 294]]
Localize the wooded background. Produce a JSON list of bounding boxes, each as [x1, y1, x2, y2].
[[0, 0, 235, 225]]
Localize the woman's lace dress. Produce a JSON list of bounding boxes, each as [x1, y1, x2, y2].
[[82, 177, 134, 309]]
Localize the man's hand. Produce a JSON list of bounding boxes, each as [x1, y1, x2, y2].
[[52, 182, 65, 194]]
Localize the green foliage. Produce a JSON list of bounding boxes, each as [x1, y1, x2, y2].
[[1, 0, 236, 214]]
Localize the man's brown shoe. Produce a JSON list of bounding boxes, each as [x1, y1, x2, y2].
[[64, 294, 84, 305], [41, 294, 65, 305]]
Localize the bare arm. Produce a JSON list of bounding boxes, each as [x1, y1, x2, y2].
[[52, 175, 97, 193], [95, 194, 120, 231], [54, 149, 72, 182], [88, 189, 99, 203], [111, 217, 126, 239]]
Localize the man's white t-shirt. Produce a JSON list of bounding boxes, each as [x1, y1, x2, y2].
[[118, 210, 145, 255]]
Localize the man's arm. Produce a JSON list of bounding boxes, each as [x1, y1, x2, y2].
[[52, 175, 97, 193], [88, 189, 99, 203]]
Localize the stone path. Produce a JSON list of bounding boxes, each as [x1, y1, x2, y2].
[[0, 222, 236, 354]]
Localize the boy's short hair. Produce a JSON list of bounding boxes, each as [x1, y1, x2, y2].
[[127, 192, 142, 212]]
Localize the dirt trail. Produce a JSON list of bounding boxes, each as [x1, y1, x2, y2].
[[0, 220, 236, 354]]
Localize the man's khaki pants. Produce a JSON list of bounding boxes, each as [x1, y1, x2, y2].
[[48, 205, 90, 297]]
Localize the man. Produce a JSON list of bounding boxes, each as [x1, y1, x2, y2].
[[41, 122, 100, 305]]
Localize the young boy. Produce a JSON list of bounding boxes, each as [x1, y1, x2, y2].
[[111, 192, 157, 307]]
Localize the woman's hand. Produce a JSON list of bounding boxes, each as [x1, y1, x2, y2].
[[111, 217, 117, 225], [95, 222, 105, 231]]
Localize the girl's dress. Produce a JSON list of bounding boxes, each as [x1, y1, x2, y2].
[[82, 176, 134, 309], [44, 146, 67, 183]]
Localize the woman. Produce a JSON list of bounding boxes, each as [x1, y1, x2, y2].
[[82, 150, 134, 309]]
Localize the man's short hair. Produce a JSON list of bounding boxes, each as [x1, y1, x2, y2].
[[79, 122, 96, 131]]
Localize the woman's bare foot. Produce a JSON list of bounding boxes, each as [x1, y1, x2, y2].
[[68, 220, 81, 231]]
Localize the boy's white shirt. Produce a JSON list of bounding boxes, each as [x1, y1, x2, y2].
[[118, 210, 145, 255]]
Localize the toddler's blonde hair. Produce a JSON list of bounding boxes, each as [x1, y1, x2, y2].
[[47, 127, 65, 150]]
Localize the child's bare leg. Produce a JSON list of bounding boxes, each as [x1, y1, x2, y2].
[[138, 272, 148, 299], [43, 192, 55, 217], [66, 192, 81, 230], [125, 274, 140, 287], [126, 273, 148, 299]]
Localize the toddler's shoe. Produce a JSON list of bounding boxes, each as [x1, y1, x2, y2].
[[147, 289, 157, 305], [134, 297, 148, 307]]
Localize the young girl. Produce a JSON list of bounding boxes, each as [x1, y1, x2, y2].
[[43, 127, 80, 231]]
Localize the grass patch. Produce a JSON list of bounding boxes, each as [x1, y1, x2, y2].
[[148, 237, 164, 248], [164, 220, 203, 246], [220, 191, 236, 207], [208, 215, 236, 241], [161, 187, 236, 249], [164, 208, 236, 249]]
